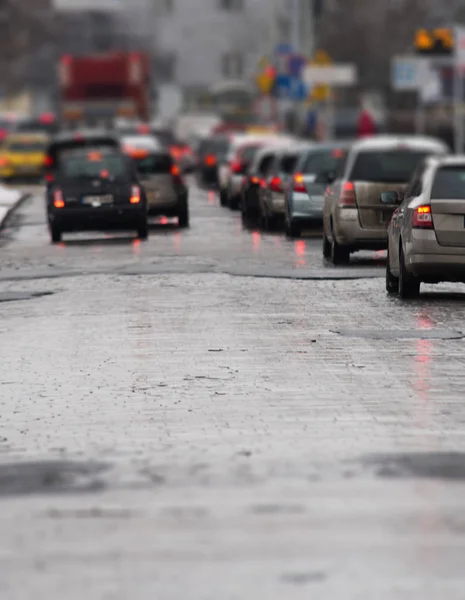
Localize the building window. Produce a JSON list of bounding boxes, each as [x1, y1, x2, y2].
[[221, 52, 243, 78], [219, 0, 243, 11]]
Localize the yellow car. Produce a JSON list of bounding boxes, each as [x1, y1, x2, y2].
[[0, 133, 49, 181]]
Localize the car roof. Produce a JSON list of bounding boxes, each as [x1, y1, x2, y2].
[[7, 132, 49, 142], [121, 135, 162, 151], [350, 135, 448, 153], [426, 154, 465, 168], [51, 128, 118, 143]]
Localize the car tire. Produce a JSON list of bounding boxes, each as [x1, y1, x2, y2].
[[322, 231, 331, 259], [50, 225, 61, 244], [398, 244, 420, 299], [285, 218, 300, 238], [386, 246, 399, 295], [219, 189, 227, 206], [178, 202, 189, 228], [330, 237, 350, 265], [137, 219, 149, 240], [228, 194, 239, 210]]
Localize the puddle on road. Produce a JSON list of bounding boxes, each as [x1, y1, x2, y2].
[[0, 291, 55, 303], [0, 460, 109, 496], [362, 452, 465, 481], [331, 328, 464, 341]]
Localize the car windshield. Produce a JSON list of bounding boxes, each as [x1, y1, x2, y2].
[[152, 130, 176, 146], [134, 153, 173, 175], [16, 121, 58, 135], [350, 150, 430, 183], [431, 166, 465, 199], [7, 140, 47, 152], [60, 152, 128, 179]]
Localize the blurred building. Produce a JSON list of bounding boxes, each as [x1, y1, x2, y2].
[[127, 0, 289, 87]]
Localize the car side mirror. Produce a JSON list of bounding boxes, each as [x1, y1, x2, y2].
[[380, 191, 400, 205]]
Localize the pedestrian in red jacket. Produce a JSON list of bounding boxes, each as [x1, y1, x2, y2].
[[357, 109, 376, 138]]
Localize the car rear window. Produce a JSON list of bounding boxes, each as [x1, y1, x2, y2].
[[152, 130, 176, 147], [7, 140, 47, 152], [280, 154, 298, 174], [60, 152, 128, 179], [431, 166, 465, 199], [349, 150, 429, 183], [300, 149, 346, 175], [198, 137, 230, 156], [15, 121, 58, 135], [49, 138, 119, 164], [238, 144, 261, 163], [134, 153, 173, 175]]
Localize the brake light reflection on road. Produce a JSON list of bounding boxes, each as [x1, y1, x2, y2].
[[208, 191, 215, 205], [132, 239, 141, 255], [252, 230, 260, 251], [294, 240, 306, 267]]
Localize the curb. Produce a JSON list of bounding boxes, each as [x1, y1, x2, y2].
[[0, 191, 32, 231]]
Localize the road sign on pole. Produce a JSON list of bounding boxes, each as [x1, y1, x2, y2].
[[391, 56, 428, 91], [303, 64, 357, 86]]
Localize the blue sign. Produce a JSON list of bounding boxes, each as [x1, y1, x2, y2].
[[288, 54, 306, 78], [274, 74, 307, 100], [275, 43, 293, 55]]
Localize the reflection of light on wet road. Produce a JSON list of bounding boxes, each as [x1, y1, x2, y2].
[[173, 231, 181, 252], [252, 231, 260, 251], [132, 239, 141, 255], [413, 314, 433, 402], [294, 240, 306, 267], [208, 191, 215, 205]]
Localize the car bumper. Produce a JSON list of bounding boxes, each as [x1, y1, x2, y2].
[[334, 207, 387, 249], [289, 192, 323, 221], [406, 230, 465, 280], [49, 205, 146, 231], [198, 166, 218, 185], [229, 175, 244, 197]]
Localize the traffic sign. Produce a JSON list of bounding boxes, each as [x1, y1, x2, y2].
[[304, 64, 357, 86], [391, 56, 426, 90], [310, 49, 332, 101]]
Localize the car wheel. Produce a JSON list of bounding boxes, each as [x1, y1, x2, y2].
[[322, 231, 331, 259], [285, 218, 300, 238], [398, 244, 420, 299], [137, 219, 149, 240], [330, 237, 350, 264], [219, 188, 227, 206], [178, 202, 189, 228], [385, 245, 399, 295], [228, 194, 239, 210], [50, 225, 61, 244]]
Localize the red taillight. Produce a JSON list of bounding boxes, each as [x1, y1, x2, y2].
[[250, 176, 265, 187], [412, 205, 433, 229], [293, 173, 306, 193], [205, 154, 216, 166], [171, 164, 180, 177], [137, 124, 150, 134], [339, 181, 356, 207], [53, 189, 64, 208], [44, 155, 53, 167], [0, 157, 8, 167], [45, 173, 54, 183], [269, 176, 283, 193], [130, 185, 141, 204], [231, 160, 243, 174]]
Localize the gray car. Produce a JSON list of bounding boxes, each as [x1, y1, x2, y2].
[[386, 155, 465, 298], [284, 142, 349, 238]]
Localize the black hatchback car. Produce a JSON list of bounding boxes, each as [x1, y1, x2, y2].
[[47, 148, 148, 243]]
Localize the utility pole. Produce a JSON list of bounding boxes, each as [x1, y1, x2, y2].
[[291, 0, 301, 53]]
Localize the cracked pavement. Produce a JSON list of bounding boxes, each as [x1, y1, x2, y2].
[[1, 183, 465, 599]]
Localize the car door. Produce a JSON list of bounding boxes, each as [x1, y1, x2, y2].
[[429, 164, 465, 248], [390, 166, 425, 274]]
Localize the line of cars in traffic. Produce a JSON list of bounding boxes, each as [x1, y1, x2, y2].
[[196, 129, 465, 298], [43, 127, 190, 243]]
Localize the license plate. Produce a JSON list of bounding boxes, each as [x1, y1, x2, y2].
[[83, 195, 113, 206]]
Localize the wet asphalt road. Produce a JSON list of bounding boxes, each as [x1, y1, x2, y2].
[[1, 182, 465, 598]]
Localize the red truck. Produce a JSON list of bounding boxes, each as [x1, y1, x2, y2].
[[58, 51, 150, 125]]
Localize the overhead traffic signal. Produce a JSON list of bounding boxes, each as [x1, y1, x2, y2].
[[414, 28, 454, 55]]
